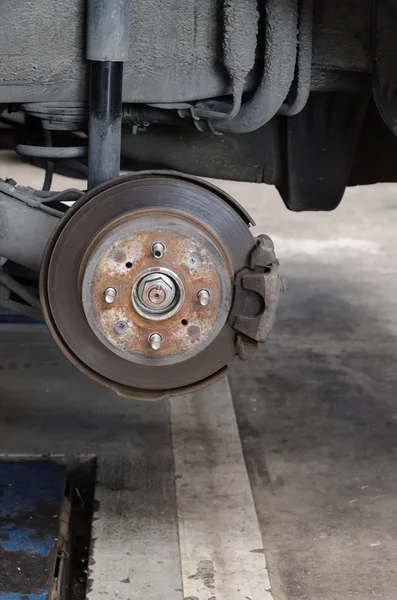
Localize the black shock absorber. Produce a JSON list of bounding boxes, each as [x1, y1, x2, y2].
[[86, 0, 130, 188]]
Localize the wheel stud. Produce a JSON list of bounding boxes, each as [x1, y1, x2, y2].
[[149, 332, 163, 350], [104, 287, 117, 304], [152, 242, 165, 259], [197, 289, 210, 306]]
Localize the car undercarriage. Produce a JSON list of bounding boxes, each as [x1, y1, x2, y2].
[[0, 0, 395, 398]]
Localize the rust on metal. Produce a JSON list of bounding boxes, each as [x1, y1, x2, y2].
[[87, 228, 223, 360]]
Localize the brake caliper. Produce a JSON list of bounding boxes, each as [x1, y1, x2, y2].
[[229, 234, 280, 360]]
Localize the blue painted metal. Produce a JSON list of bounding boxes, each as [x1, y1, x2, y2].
[[0, 316, 42, 323], [0, 593, 48, 600], [0, 461, 67, 600]]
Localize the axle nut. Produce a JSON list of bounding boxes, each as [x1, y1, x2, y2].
[[140, 273, 176, 311]]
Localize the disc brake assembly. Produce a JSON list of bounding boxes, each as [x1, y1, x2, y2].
[[39, 171, 280, 400]]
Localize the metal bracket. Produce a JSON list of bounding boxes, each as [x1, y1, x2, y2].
[[0, 178, 83, 217], [229, 234, 280, 360]]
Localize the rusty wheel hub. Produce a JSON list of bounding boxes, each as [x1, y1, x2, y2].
[[40, 171, 258, 400], [81, 211, 232, 365]]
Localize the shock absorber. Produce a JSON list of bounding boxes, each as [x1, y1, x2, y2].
[[86, 0, 130, 188]]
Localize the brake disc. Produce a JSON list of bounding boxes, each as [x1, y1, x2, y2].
[[40, 171, 278, 400]]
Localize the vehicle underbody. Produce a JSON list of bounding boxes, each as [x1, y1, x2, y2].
[[0, 0, 394, 399]]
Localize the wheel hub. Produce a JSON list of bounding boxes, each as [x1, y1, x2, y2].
[[81, 212, 232, 365]]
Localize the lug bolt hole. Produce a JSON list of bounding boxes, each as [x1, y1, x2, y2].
[[181, 319, 188, 326], [125, 261, 132, 269]]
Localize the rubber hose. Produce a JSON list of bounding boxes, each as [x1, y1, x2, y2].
[[212, 0, 298, 133], [279, 0, 313, 116]]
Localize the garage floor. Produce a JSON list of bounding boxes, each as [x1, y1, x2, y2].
[[1, 156, 397, 599]]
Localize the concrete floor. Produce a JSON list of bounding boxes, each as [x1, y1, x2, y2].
[[1, 154, 397, 599], [228, 181, 397, 600]]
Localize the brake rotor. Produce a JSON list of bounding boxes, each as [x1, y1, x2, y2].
[[40, 171, 257, 400]]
